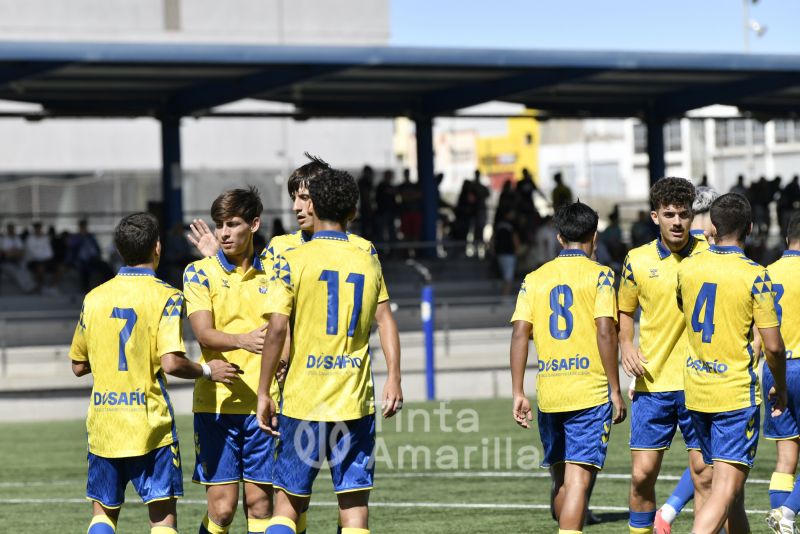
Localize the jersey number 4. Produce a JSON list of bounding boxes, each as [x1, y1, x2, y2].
[[549, 285, 574, 340], [319, 270, 365, 337], [111, 307, 137, 371], [691, 283, 717, 344]]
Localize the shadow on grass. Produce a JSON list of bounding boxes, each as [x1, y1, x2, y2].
[[588, 511, 629, 524]]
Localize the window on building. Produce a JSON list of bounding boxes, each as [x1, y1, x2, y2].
[[715, 119, 764, 147], [665, 120, 682, 152], [752, 121, 765, 145], [715, 120, 729, 147], [634, 123, 647, 154]]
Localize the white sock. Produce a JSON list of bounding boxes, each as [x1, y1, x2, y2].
[[660, 504, 678, 524], [782, 505, 796, 521]]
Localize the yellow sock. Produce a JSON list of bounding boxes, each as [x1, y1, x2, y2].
[[629, 528, 653, 534], [248, 517, 271, 533], [341, 529, 370, 534], [88, 515, 116, 533], [202, 514, 230, 534], [296, 509, 308, 533], [558, 530, 582, 534], [771, 471, 795, 492], [151, 527, 178, 534]]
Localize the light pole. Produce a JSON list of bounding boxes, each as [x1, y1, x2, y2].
[[742, 0, 767, 52]]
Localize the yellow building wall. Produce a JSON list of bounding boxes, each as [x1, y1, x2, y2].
[[477, 111, 539, 190]]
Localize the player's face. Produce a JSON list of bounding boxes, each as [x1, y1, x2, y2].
[[214, 216, 257, 256], [651, 203, 692, 250], [291, 186, 314, 232]]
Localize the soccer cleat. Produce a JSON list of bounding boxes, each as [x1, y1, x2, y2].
[[653, 509, 671, 534], [585, 509, 602, 525], [767, 508, 800, 534]]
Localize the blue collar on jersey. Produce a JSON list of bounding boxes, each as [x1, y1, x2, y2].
[[118, 266, 155, 277], [690, 229, 706, 237], [558, 248, 588, 258], [299, 230, 313, 243], [656, 234, 696, 260], [215, 249, 264, 274], [312, 230, 349, 242], [709, 244, 745, 254], [783, 249, 800, 257]]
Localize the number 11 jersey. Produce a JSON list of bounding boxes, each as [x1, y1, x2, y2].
[[68, 267, 186, 458], [511, 249, 618, 413], [677, 245, 779, 413], [265, 230, 385, 422]]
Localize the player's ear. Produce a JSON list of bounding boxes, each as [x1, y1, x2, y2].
[[556, 233, 566, 249], [250, 217, 261, 234], [154, 239, 162, 260], [746, 221, 753, 237], [346, 207, 357, 223], [710, 223, 718, 239], [650, 209, 659, 225]]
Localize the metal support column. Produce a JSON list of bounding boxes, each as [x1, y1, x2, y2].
[[646, 115, 666, 187], [415, 115, 438, 258], [160, 116, 184, 230]]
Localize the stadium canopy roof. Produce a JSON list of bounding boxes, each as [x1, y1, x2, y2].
[[2, 40, 800, 119]]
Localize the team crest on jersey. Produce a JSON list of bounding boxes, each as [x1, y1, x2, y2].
[[221, 280, 230, 289], [259, 286, 267, 294], [649, 268, 659, 278]]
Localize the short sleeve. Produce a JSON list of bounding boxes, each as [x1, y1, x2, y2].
[[157, 292, 186, 357], [378, 273, 390, 303], [68, 302, 88, 362], [753, 269, 780, 329], [510, 277, 533, 324], [183, 263, 212, 316], [676, 268, 684, 312], [265, 254, 295, 317], [594, 268, 618, 321], [617, 253, 639, 313]]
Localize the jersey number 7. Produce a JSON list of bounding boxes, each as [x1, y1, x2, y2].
[[111, 307, 138, 371], [319, 270, 365, 337]]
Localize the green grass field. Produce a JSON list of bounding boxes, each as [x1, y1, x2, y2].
[[0, 398, 782, 533]]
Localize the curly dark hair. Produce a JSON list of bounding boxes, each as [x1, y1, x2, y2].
[[307, 168, 359, 224], [554, 201, 598, 243], [649, 177, 696, 212], [287, 153, 330, 197], [114, 212, 159, 266]]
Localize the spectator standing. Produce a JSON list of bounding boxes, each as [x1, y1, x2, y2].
[[374, 170, 398, 253], [1, 223, 36, 293], [495, 180, 518, 225], [730, 174, 747, 197], [24, 221, 59, 295], [492, 210, 520, 296], [397, 168, 423, 253], [551, 172, 574, 212], [357, 165, 375, 240], [779, 175, 800, 237], [631, 210, 657, 248], [67, 219, 112, 292], [270, 217, 286, 241], [471, 169, 490, 247], [599, 208, 627, 273]]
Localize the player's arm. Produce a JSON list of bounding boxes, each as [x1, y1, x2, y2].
[[375, 300, 403, 418], [598, 316, 626, 424], [186, 218, 219, 257], [72, 361, 91, 377], [188, 310, 267, 354], [161, 351, 240, 382], [761, 326, 787, 416], [257, 312, 288, 437], [69, 303, 90, 377], [618, 256, 647, 378], [510, 320, 533, 428]]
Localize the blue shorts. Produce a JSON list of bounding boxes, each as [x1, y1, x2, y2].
[[87, 443, 183, 508], [537, 402, 612, 470], [193, 413, 275, 485], [629, 391, 700, 450], [763, 360, 800, 440], [690, 406, 760, 468], [273, 414, 375, 497]]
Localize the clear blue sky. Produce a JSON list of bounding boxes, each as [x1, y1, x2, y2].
[[391, 0, 800, 54]]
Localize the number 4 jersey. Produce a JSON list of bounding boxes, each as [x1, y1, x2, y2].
[[69, 267, 186, 458], [511, 249, 618, 413], [677, 245, 779, 413], [265, 230, 386, 422]]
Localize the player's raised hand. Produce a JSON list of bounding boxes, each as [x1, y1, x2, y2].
[[206, 359, 241, 384], [237, 324, 267, 354], [620, 344, 648, 378], [256, 393, 280, 437], [512, 395, 533, 429], [381, 377, 404, 419], [768, 386, 788, 417], [610, 389, 627, 424], [187, 218, 220, 257]]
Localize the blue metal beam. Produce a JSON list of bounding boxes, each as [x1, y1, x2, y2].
[[164, 65, 347, 115], [420, 69, 599, 115], [646, 115, 665, 187], [0, 61, 69, 87], [160, 117, 184, 231], [415, 115, 437, 256]]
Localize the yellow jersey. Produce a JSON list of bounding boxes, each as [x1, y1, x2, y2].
[[677, 245, 779, 413], [768, 250, 800, 360], [183, 250, 278, 414], [618, 235, 708, 392], [265, 230, 385, 421], [511, 249, 618, 413], [261, 230, 389, 303], [68, 267, 185, 458]]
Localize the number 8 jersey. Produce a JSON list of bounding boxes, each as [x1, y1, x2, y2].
[[68, 267, 186, 458], [265, 230, 385, 422], [677, 245, 779, 413], [511, 249, 618, 413]]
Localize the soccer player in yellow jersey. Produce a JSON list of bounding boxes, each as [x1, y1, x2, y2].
[[510, 201, 626, 534], [258, 168, 402, 534], [678, 193, 787, 533], [617, 177, 712, 534], [69, 213, 237, 534], [764, 213, 800, 533], [651, 184, 719, 534], [183, 187, 284, 534]]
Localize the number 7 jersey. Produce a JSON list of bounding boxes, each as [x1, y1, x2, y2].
[[68, 267, 186, 458], [265, 230, 385, 422], [677, 245, 779, 413], [511, 249, 618, 413]]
